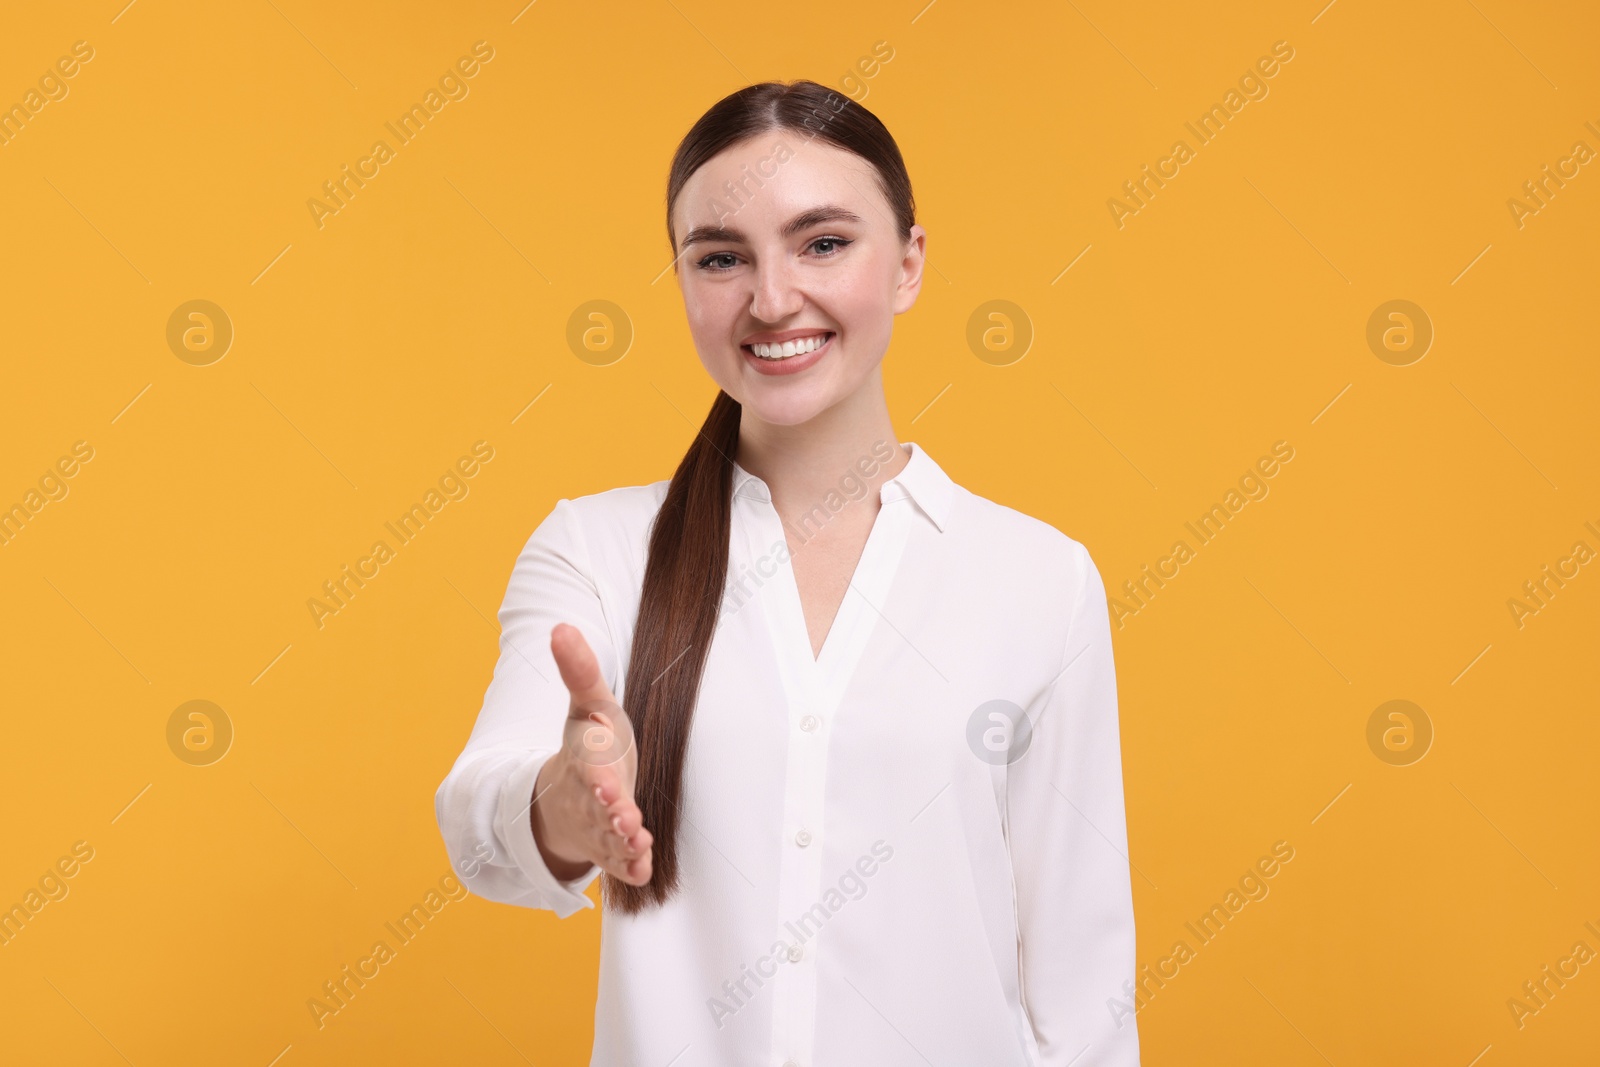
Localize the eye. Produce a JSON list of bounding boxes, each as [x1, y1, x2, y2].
[[696, 251, 740, 272], [807, 236, 852, 257]]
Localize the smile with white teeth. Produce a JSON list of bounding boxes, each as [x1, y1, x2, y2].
[[747, 333, 832, 360]]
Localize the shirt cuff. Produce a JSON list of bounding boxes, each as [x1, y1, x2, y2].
[[498, 749, 601, 918]]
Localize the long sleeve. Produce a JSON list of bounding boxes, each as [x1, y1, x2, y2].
[[1008, 541, 1141, 1065], [434, 498, 613, 918]]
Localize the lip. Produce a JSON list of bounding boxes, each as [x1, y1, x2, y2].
[[741, 331, 834, 377], [741, 327, 835, 345]]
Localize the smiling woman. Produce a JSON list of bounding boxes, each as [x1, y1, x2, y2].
[[437, 79, 1141, 1066]]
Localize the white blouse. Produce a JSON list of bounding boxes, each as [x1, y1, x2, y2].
[[435, 441, 1141, 1066]]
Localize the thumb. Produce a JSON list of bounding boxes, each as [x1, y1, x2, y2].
[[551, 622, 619, 713], [550, 623, 635, 774]]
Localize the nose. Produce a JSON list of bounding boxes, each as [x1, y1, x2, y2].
[[749, 255, 804, 323]]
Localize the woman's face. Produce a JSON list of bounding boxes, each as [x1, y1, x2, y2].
[[672, 134, 926, 428]]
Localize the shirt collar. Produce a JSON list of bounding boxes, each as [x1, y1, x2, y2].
[[731, 440, 954, 533]]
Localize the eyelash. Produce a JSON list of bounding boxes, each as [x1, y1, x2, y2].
[[695, 236, 853, 273]]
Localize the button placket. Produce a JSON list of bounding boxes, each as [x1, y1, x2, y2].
[[749, 499, 832, 1067], [745, 485, 917, 1067]]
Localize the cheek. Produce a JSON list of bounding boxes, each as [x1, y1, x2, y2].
[[684, 281, 737, 339], [682, 284, 751, 390], [826, 263, 896, 352]]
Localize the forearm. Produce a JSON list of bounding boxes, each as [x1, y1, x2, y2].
[[435, 746, 599, 917]]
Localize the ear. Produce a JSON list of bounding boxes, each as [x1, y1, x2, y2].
[[892, 224, 927, 314]]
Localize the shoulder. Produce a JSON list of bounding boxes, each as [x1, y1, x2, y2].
[[559, 478, 670, 535], [526, 478, 669, 582], [945, 482, 1101, 601]]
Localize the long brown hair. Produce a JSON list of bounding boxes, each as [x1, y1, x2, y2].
[[604, 79, 916, 913]]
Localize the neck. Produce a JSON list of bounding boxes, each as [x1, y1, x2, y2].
[[734, 371, 909, 536]]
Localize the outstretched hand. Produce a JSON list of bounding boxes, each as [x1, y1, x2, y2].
[[530, 623, 654, 887]]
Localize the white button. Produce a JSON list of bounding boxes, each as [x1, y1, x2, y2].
[[799, 715, 818, 732], [795, 829, 812, 847], [783, 1062, 800, 1067], [787, 943, 804, 962]]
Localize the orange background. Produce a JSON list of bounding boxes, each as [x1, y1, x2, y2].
[[2, 1, 1596, 1064]]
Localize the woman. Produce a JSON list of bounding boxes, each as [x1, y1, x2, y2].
[[436, 80, 1141, 1066]]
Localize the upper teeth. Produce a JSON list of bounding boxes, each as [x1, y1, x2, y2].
[[750, 334, 829, 359]]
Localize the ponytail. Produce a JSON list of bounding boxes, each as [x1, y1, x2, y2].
[[603, 390, 741, 912]]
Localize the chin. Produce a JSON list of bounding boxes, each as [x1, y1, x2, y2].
[[737, 391, 834, 427]]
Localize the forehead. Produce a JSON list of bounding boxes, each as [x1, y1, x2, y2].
[[673, 136, 885, 237]]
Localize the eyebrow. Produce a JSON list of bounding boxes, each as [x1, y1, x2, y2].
[[679, 205, 864, 250]]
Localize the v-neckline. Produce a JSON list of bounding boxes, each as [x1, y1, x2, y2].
[[732, 445, 921, 703], [754, 492, 912, 704], [791, 508, 883, 669]]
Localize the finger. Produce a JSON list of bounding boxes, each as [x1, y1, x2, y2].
[[600, 817, 647, 862], [550, 623, 620, 713], [587, 762, 621, 806], [606, 802, 641, 838], [602, 851, 634, 884], [604, 837, 633, 867], [604, 847, 641, 883]]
